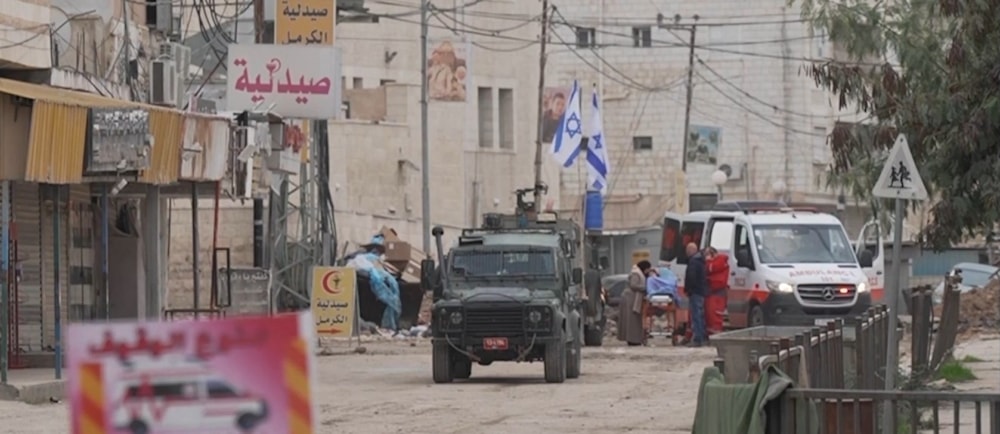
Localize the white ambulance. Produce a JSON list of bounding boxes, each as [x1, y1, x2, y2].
[[112, 366, 268, 434], [660, 204, 884, 328]]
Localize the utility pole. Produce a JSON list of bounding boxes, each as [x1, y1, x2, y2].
[[531, 0, 550, 213], [680, 26, 695, 173], [252, 0, 266, 268], [420, 0, 431, 254], [658, 14, 697, 173]]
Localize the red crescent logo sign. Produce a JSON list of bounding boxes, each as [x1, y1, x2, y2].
[[321, 270, 342, 295]]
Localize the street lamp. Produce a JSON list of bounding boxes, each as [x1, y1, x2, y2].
[[711, 170, 728, 201]]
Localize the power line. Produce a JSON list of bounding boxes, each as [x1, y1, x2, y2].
[[694, 55, 848, 120], [692, 68, 825, 137]]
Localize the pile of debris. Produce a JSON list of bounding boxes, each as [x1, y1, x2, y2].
[[341, 226, 428, 334], [956, 287, 1000, 333]]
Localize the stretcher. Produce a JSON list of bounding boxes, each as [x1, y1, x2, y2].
[[641, 295, 689, 346]]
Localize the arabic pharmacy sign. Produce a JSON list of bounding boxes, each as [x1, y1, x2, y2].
[[311, 266, 357, 337], [226, 44, 343, 119], [275, 0, 336, 45], [67, 312, 317, 434]]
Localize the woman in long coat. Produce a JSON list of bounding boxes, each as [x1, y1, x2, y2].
[[618, 260, 651, 346]]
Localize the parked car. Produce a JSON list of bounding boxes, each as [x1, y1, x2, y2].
[[602, 274, 629, 308], [932, 262, 998, 305]]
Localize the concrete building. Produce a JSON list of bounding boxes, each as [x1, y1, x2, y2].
[[546, 0, 869, 232], [0, 0, 244, 381], [171, 0, 560, 308]]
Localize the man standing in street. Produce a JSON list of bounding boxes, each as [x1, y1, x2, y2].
[[684, 243, 708, 347]]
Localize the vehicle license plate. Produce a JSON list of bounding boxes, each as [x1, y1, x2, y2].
[[814, 318, 835, 326], [483, 337, 509, 350]]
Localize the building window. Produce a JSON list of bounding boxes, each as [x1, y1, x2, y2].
[[478, 87, 494, 148], [575, 27, 596, 48], [498, 88, 514, 149], [632, 26, 652, 48], [380, 79, 395, 86], [352, 77, 363, 89], [632, 136, 653, 150]]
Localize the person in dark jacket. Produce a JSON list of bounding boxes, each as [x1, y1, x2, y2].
[[684, 243, 708, 347]]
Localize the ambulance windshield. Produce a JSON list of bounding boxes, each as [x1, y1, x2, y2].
[[753, 224, 857, 264]]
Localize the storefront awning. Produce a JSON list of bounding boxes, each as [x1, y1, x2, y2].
[[0, 78, 195, 185]]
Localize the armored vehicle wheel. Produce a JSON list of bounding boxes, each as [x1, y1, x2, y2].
[[544, 338, 567, 383], [566, 333, 582, 379], [584, 304, 604, 347], [584, 326, 603, 347], [453, 359, 472, 380], [432, 342, 454, 383]]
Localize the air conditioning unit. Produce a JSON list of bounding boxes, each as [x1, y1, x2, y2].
[[171, 44, 191, 77], [718, 162, 745, 181], [149, 59, 177, 106]]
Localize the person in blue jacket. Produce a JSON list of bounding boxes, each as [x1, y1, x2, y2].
[[684, 243, 708, 347]]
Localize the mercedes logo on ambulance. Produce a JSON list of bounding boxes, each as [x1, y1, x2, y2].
[[822, 287, 836, 301]]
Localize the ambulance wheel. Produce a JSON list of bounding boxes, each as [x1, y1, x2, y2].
[[749, 305, 765, 327], [237, 412, 263, 431], [128, 420, 149, 434]]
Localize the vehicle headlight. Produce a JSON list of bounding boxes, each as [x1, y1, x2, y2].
[[528, 310, 542, 323], [449, 311, 463, 325], [525, 306, 552, 329], [765, 280, 794, 293], [857, 282, 869, 293]]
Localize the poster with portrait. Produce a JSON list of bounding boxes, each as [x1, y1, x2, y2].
[[685, 124, 722, 165], [541, 86, 571, 144], [426, 37, 470, 102]]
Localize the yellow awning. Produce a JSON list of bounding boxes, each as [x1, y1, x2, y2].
[[0, 77, 186, 185]]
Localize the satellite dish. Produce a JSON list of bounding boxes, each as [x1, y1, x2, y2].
[[718, 164, 733, 177]]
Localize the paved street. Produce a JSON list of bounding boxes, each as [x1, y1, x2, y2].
[[0, 340, 716, 433]]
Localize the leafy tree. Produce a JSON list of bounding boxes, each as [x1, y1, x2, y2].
[[791, 0, 1000, 250]]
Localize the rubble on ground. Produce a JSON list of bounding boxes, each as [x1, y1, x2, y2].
[[956, 287, 1000, 333]]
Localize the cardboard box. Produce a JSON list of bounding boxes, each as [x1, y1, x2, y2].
[[385, 240, 412, 263]]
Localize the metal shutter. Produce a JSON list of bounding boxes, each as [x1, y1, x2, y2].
[[40, 186, 71, 350], [11, 182, 42, 352]]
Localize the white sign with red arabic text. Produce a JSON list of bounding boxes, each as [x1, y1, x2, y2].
[[226, 44, 343, 119]]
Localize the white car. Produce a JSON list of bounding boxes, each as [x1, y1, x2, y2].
[[932, 262, 998, 305]]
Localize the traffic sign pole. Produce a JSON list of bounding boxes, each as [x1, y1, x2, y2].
[[871, 134, 927, 434], [882, 197, 904, 434]]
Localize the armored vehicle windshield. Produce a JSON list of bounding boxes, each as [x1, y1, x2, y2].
[[449, 247, 557, 279]]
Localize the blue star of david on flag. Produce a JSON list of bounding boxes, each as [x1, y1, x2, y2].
[[550, 80, 583, 168], [565, 113, 582, 139]]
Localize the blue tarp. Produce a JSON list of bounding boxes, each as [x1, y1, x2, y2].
[[646, 267, 679, 299], [349, 252, 402, 330]]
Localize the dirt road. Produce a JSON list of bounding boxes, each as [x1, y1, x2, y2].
[[0, 340, 716, 434]]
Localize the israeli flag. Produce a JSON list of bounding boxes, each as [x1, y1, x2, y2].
[[587, 89, 610, 194], [550, 80, 583, 168]]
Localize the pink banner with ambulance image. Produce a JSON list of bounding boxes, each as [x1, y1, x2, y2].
[[67, 312, 317, 434]]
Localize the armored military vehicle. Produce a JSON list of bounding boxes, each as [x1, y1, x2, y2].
[[421, 186, 596, 383]]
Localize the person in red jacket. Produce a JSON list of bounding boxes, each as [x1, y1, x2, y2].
[[704, 247, 729, 335]]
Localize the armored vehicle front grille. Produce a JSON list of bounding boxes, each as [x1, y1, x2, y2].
[[797, 284, 856, 305], [464, 306, 524, 337]]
